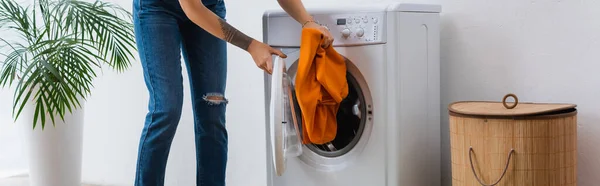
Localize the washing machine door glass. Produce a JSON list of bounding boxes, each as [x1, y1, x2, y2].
[[269, 56, 303, 176]]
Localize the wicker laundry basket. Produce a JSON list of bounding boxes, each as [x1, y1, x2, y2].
[[449, 94, 578, 186]]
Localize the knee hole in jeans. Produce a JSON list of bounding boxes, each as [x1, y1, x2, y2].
[[203, 93, 229, 106]]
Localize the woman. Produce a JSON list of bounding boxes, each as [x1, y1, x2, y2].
[[132, 0, 333, 185]]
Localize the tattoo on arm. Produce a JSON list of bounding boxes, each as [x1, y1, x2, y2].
[[218, 18, 253, 51]]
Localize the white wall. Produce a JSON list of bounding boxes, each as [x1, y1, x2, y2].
[[0, 0, 29, 178], [0, 86, 27, 178], [2, 0, 600, 185]]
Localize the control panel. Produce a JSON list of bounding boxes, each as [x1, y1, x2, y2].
[[311, 12, 386, 46]]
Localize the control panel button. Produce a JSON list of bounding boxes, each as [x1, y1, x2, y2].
[[373, 18, 378, 23], [341, 28, 351, 38], [354, 18, 360, 24], [355, 28, 364, 37]]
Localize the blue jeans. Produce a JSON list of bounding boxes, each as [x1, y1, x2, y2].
[[132, 0, 228, 185]]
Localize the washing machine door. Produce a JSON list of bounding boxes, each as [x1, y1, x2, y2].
[[269, 56, 303, 176]]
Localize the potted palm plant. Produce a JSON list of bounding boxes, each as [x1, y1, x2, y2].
[[0, 0, 135, 185]]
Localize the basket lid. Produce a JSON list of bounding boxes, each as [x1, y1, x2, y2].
[[449, 94, 577, 117]]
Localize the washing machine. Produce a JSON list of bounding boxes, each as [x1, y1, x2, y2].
[[263, 3, 441, 186]]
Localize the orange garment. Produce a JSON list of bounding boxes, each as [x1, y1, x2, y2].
[[295, 28, 348, 145]]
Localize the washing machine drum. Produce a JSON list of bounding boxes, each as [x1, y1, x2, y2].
[[269, 56, 367, 176]]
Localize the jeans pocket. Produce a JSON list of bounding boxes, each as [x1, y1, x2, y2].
[[133, 0, 142, 12]]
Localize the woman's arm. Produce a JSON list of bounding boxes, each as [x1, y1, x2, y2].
[[178, 0, 286, 74], [276, 0, 314, 26], [276, 0, 334, 48], [179, 0, 253, 51]]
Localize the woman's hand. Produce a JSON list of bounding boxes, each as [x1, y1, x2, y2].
[[303, 22, 334, 48], [247, 40, 287, 74], [276, 0, 334, 47]]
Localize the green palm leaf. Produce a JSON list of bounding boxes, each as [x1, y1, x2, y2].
[[0, 0, 136, 130]]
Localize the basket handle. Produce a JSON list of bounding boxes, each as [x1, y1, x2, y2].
[[468, 146, 515, 186], [502, 93, 519, 109]]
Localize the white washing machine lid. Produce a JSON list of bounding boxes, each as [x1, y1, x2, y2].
[[269, 56, 303, 176], [269, 56, 285, 176]]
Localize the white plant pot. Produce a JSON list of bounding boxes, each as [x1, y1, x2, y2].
[[19, 98, 85, 186]]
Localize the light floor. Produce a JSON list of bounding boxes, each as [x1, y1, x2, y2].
[[0, 175, 101, 186]]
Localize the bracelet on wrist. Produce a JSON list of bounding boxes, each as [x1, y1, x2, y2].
[[302, 20, 317, 28]]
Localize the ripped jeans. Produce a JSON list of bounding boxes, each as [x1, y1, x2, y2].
[[132, 0, 228, 185]]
